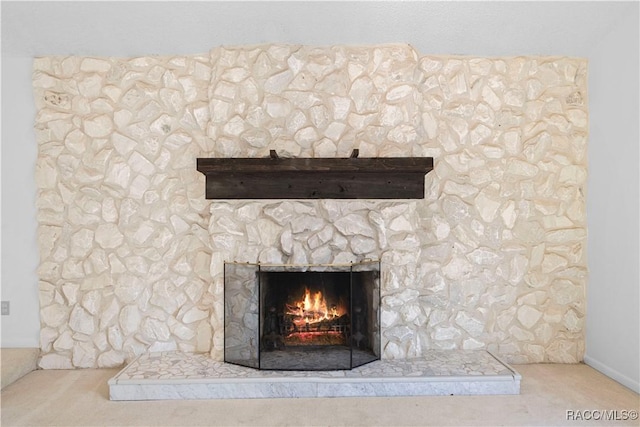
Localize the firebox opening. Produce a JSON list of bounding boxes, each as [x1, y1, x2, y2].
[[259, 269, 378, 370], [261, 272, 350, 349]]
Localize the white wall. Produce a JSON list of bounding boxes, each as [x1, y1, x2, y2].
[[585, 9, 640, 393], [1, 57, 41, 346]]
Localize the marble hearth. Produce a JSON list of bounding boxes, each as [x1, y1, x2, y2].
[[108, 350, 521, 400]]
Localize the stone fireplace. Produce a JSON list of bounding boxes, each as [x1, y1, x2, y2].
[[32, 44, 588, 370], [224, 261, 380, 370]]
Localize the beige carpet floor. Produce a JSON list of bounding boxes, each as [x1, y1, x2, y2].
[[1, 364, 638, 426]]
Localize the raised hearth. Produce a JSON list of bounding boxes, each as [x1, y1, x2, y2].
[[108, 350, 521, 400]]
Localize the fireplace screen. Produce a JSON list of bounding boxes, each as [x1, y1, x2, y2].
[[224, 261, 380, 370]]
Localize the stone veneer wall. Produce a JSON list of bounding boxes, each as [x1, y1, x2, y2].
[[33, 44, 588, 368]]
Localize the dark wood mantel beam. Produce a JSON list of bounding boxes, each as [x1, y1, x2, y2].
[[196, 155, 434, 200]]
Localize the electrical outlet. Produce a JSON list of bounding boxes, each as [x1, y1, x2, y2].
[[1, 301, 9, 315]]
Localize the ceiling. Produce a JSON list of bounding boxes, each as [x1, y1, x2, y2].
[[2, 1, 637, 58]]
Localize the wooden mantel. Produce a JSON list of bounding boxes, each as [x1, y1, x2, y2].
[[196, 150, 434, 200]]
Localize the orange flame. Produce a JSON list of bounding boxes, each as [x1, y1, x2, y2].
[[286, 287, 342, 328]]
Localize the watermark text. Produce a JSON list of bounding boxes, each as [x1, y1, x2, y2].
[[567, 410, 638, 421]]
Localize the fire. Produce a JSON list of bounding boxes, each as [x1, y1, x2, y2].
[[285, 287, 342, 328]]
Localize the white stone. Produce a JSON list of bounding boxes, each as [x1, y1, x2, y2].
[[467, 247, 501, 265], [506, 159, 539, 177], [442, 257, 473, 280], [517, 305, 542, 329], [310, 245, 332, 264], [566, 109, 587, 128], [61, 259, 84, 279], [332, 251, 358, 264], [72, 341, 97, 368], [95, 223, 124, 249], [433, 326, 461, 340], [432, 216, 451, 240], [504, 89, 525, 107], [350, 77, 374, 111], [222, 67, 250, 83], [400, 303, 424, 325], [330, 96, 351, 120], [291, 215, 324, 234], [182, 307, 209, 324], [442, 196, 470, 222], [389, 215, 413, 232], [78, 74, 103, 98], [389, 233, 420, 250], [264, 70, 293, 93], [288, 242, 308, 265], [53, 330, 74, 351], [105, 161, 131, 189], [422, 243, 452, 262], [94, 330, 108, 352], [79, 291, 101, 317], [381, 309, 399, 328], [509, 325, 535, 341], [196, 321, 212, 353], [310, 105, 329, 128], [265, 96, 291, 118], [114, 273, 145, 304], [385, 325, 413, 341], [542, 253, 568, 273], [563, 309, 582, 333], [463, 338, 485, 350], [38, 225, 62, 260], [280, 227, 293, 254], [443, 181, 479, 198], [324, 122, 346, 142], [100, 298, 120, 330], [291, 126, 316, 147], [148, 341, 178, 353], [455, 312, 484, 337], [61, 283, 80, 305], [349, 236, 377, 255], [62, 129, 88, 155], [69, 305, 95, 335], [140, 318, 171, 342], [132, 221, 155, 245], [70, 228, 94, 258], [501, 201, 517, 229], [39, 354, 73, 369], [285, 110, 307, 133], [84, 115, 113, 138], [509, 254, 529, 285], [386, 84, 413, 102], [386, 289, 420, 307], [383, 341, 405, 359], [81, 58, 111, 73], [334, 214, 375, 238], [35, 157, 59, 190], [119, 305, 141, 336], [475, 189, 501, 223], [170, 322, 196, 341], [546, 228, 586, 243], [129, 152, 155, 176], [129, 175, 150, 199], [106, 326, 123, 351], [98, 350, 125, 368]]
